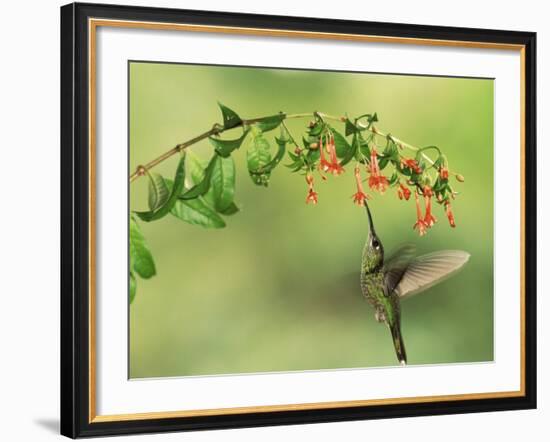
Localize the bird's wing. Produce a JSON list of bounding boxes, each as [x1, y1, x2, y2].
[[383, 243, 417, 296], [394, 250, 470, 299]]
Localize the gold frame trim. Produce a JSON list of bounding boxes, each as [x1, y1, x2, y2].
[[88, 18, 527, 424]]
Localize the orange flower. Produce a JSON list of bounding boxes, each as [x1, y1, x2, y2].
[[318, 137, 331, 173], [445, 200, 456, 227], [423, 186, 437, 227], [368, 148, 389, 193], [400, 157, 422, 174], [306, 189, 318, 204], [397, 183, 411, 201], [439, 166, 449, 180], [413, 192, 428, 236], [352, 165, 370, 206], [326, 134, 345, 176], [305, 174, 318, 205]]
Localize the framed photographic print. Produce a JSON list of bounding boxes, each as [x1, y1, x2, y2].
[[60, 2, 537, 438]]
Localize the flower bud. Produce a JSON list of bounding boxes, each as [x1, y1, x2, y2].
[[455, 173, 465, 182]]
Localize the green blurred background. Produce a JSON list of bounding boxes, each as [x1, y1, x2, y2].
[[129, 62, 494, 378]]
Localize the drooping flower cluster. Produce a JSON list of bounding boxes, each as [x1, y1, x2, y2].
[[368, 148, 389, 193], [411, 185, 455, 235], [319, 134, 344, 176], [287, 113, 463, 236], [305, 174, 318, 205], [413, 192, 428, 236], [352, 165, 370, 206], [423, 186, 437, 228]]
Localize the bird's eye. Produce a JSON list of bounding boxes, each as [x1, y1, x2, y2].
[[372, 239, 380, 249]]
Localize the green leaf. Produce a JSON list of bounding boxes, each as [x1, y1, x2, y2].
[[171, 197, 226, 228], [433, 155, 445, 169], [247, 132, 272, 186], [147, 172, 170, 211], [432, 176, 448, 193], [180, 154, 218, 200], [271, 136, 288, 169], [331, 128, 351, 158], [187, 152, 239, 212], [378, 156, 390, 170], [218, 201, 240, 215], [129, 216, 156, 279], [218, 102, 241, 129], [345, 118, 358, 136], [209, 130, 249, 158], [285, 156, 305, 171], [286, 159, 305, 172], [383, 138, 399, 162], [210, 155, 236, 211], [187, 151, 208, 185], [255, 114, 285, 132], [340, 134, 359, 166], [287, 150, 300, 162], [306, 148, 320, 166], [135, 155, 186, 222], [186, 151, 215, 207], [388, 172, 399, 186], [129, 271, 136, 304], [359, 134, 372, 158], [250, 136, 287, 176], [308, 121, 325, 137]]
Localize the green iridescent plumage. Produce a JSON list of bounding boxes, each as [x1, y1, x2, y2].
[[359, 201, 470, 365]]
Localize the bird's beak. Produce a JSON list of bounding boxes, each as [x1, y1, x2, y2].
[[364, 200, 376, 236]]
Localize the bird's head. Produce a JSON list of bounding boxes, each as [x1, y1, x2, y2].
[[364, 200, 384, 268]]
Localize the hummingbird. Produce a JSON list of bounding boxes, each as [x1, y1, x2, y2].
[[360, 200, 470, 365]]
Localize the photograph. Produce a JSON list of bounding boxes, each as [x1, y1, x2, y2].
[[0, 0, 544, 440], [128, 62, 492, 378], [57, 3, 537, 437]]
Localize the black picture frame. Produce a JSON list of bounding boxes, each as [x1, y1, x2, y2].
[[61, 2, 537, 438]]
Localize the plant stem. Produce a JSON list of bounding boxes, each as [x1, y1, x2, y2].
[[129, 111, 431, 183]]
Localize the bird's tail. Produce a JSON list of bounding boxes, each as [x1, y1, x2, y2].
[[389, 323, 407, 366]]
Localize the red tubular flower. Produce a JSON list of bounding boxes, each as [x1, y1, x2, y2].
[[400, 157, 422, 174], [397, 183, 411, 201], [368, 148, 389, 193], [305, 174, 318, 205], [439, 166, 449, 180], [327, 134, 345, 176], [352, 165, 370, 206], [445, 200, 456, 228], [413, 192, 428, 236], [306, 190, 318, 204], [423, 186, 437, 227], [318, 137, 331, 173]]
